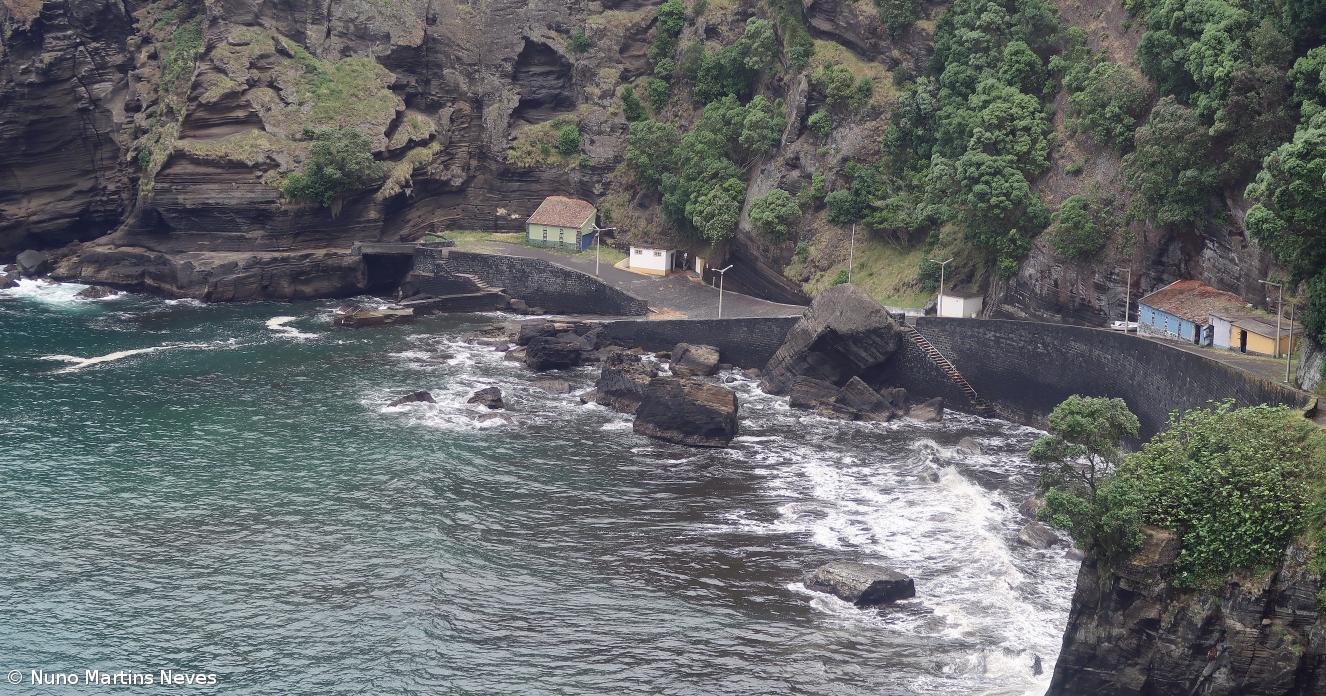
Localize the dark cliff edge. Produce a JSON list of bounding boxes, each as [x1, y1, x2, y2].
[[1049, 528, 1325, 695]]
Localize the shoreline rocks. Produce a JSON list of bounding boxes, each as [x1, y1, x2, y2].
[[334, 307, 414, 327], [593, 351, 658, 414], [670, 342, 720, 377], [804, 561, 916, 607], [388, 390, 435, 407], [467, 386, 504, 409], [632, 377, 739, 448]]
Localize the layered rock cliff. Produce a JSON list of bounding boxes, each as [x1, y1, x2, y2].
[[1048, 529, 1326, 695]]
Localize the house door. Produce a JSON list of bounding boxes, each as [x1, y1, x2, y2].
[[1238, 330, 1247, 353], [1193, 325, 1201, 344]]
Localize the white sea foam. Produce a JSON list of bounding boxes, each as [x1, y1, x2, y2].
[[2, 278, 91, 305], [265, 316, 318, 339], [39, 342, 213, 372]]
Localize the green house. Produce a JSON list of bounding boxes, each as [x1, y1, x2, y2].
[[525, 196, 597, 250]]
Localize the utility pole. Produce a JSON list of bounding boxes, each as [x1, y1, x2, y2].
[[1286, 300, 1296, 384], [591, 225, 615, 276], [930, 257, 954, 316], [715, 264, 733, 318], [1260, 279, 1283, 359], [848, 223, 856, 284]]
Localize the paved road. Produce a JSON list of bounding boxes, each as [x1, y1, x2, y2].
[[1139, 334, 1298, 386], [475, 242, 807, 319]]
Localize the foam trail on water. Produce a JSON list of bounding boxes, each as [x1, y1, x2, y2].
[[265, 316, 318, 339], [39, 342, 213, 372], [2, 278, 90, 305]]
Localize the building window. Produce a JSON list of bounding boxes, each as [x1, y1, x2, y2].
[[653, 250, 662, 257], [541, 230, 547, 241]]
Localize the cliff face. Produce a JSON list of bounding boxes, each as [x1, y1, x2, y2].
[[1049, 528, 1326, 696]]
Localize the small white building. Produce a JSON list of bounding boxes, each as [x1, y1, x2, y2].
[[938, 293, 983, 318], [628, 246, 674, 276]]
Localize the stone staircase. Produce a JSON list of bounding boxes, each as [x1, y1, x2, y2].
[[434, 256, 503, 295], [902, 325, 996, 416]]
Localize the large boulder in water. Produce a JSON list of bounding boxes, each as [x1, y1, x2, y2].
[[760, 284, 902, 395], [16, 249, 51, 277], [334, 307, 414, 327], [0, 272, 17, 289], [908, 397, 945, 422], [670, 342, 720, 377], [594, 354, 658, 414], [467, 386, 504, 409], [524, 334, 590, 371], [633, 377, 739, 448], [788, 375, 899, 421], [804, 561, 916, 607], [388, 390, 435, 407], [75, 285, 117, 299]]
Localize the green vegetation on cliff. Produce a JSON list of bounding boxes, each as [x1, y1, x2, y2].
[[1034, 397, 1326, 592], [282, 129, 384, 208]]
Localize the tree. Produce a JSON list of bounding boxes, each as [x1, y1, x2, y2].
[[807, 110, 831, 138], [282, 128, 383, 208], [621, 85, 645, 122], [875, 0, 920, 35], [1122, 403, 1326, 588], [690, 183, 742, 243], [737, 95, 783, 160], [1065, 59, 1150, 149], [1029, 396, 1143, 554], [1122, 97, 1217, 226], [1048, 194, 1106, 260], [748, 189, 800, 240], [644, 78, 670, 112], [625, 120, 681, 188], [569, 27, 591, 54], [556, 124, 582, 155]]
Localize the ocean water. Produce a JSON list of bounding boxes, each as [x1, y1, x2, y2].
[[0, 279, 1078, 695]]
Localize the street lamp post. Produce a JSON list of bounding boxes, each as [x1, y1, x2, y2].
[[591, 225, 615, 276], [715, 264, 734, 318], [1260, 279, 1283, 360], [930, 257, 953, 316], [1118, 266, 1132, 326]]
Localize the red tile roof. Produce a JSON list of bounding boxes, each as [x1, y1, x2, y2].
[[1138, 280, 1249, 325], [527, 196, 596, 228]]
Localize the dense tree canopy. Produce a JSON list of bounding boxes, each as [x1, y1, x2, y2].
[[282, 128, 383, 208]]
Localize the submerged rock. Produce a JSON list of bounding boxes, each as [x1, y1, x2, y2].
[[388, 390, 435, 407], [0, 272, 17, 289], [75, 285, 117, 299], [475, 412, 513, 425], [334, 307, 414, 327], [530, 377, 572, 394], [804, 561, 916, 607], [632, 377, 739, 448], [467, 386, 504, 409], [760, 284, 902, 394], [524, 334, 588, 371], [788, 375, 899, 421], [957, 436, 983, 455], [670, 342, 720, 377]]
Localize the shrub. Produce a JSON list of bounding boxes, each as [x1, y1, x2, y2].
[[748, 189, 801, 240], [556, 124, 582, 155], [1123, 403, 1326, 588], [644, 78, 670, 112], [1122, 97, 1217, 226], [807, 110, 832, 138], [815, 64, 872, 111], [1064, 59, 1150, 149], [621, 85, 645, 122], [830, 269, 850, 285], [569, 27, 591, 54], [1048, 194, 1107, 260], [282, 128, 383, 207], [624, 119, 681, 188]]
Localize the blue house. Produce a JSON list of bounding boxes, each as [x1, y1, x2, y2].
[[1136, 280, 1247, 346]]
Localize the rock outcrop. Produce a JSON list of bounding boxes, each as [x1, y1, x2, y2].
[[388, 390, 434, 407], [670, 343, 720, 378], [1047, 528, 1326, 695], [632, 377, 739, 448], [804, 561, 916, 607], [760, 285, 902, 395], [593, 351, 657, 414], [467, 387, 504, 409], [334, 307, 414, 327], [787, 375, 900, 421]]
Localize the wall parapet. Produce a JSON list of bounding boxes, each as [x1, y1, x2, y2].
[[908, 317, 1309, 438], [412, 248, 648, 316], [598, 317, 799, 369]]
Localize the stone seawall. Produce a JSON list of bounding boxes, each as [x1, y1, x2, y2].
[[412, 249, 649, 316], [911, 317, 1309, 438], [598, 318, 800, 369]]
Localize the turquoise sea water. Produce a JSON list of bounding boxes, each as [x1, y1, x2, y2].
[[0, 280, 1077, 695]]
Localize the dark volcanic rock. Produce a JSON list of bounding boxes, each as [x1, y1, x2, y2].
[[760, 285, 901, 395], [957, 436, 983, 455], [1017, 522, 1060, 549], [804, 561, 916, 607], [388, 390, 435, 407], [878, 387, 909, 412], [670, 342, 720, 377], [833, 376, 897, 422], [16, 250, 51, 276], [632, 377, 739, 448], [909, 397, 945, 422], [788, 375, 898, 421], [1047, 529, 1326, 695], [524, 334, 590, 371], [787, 376, 841, 411], [467, 386, 504, 409], [0, 273, 17, 289], [594, 361, 658, 414]]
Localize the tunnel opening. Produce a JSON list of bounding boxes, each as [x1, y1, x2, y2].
[[362, 253, 414, 294]]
